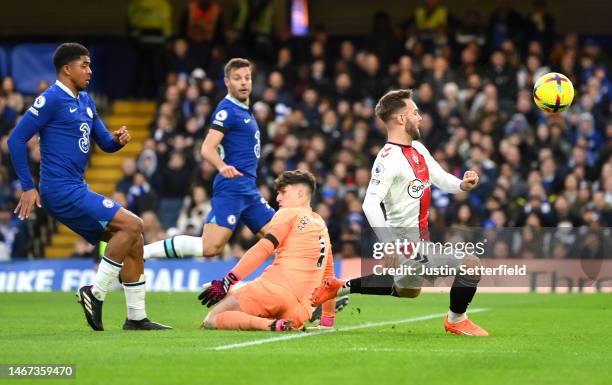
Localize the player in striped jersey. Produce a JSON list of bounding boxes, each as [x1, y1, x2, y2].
[[311, 89, 489, 336]]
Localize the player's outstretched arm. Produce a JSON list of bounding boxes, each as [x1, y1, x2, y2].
[[198, 237, 276, 307], [412, 142, 463, 193], [459, 170, 479, 191], [111, 126, 131, 146], [91, 116, 127, 153], [200, 129, 243, 178], [198, 210, 296, 307], [8, 109, 45, 220], [413, 141, 479, 193]]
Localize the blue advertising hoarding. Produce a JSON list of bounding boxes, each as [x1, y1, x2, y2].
[[0, 259, 343, 292]]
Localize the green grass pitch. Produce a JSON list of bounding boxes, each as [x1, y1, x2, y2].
[[1, 292, 610, 385]]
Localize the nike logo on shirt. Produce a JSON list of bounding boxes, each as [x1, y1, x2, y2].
[[244, 118, 251, 123], [69, 107, 77, 113]]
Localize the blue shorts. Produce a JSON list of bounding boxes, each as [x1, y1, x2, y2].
[[205, 192, 275, 233], [41, 186, 121, 245]]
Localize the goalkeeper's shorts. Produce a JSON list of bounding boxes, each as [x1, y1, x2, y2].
[[232, 278, 310, 328]]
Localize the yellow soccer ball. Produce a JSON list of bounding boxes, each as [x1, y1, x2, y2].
[[533, 72, 574, 113]]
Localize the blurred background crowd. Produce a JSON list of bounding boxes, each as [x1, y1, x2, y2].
[[0, 0, 610, 260]]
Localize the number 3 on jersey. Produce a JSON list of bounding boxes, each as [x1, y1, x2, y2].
[[79, 122, 90, 153], [254, 131, 260, 158]]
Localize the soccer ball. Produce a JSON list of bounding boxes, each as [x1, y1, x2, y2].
[[533, 72, 574, 113]]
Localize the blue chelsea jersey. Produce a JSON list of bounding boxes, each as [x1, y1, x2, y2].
[[210, 95, 261, 193], [8, 80, 122, 192]]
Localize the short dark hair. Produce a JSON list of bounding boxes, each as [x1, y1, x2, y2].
[[53, 43, 89, 73], [274, 170, 317, 195], [224, 58, 251, 77], [375, 89, 413, 122]]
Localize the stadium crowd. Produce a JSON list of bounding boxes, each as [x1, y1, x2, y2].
[[0, 0, 610, 260]]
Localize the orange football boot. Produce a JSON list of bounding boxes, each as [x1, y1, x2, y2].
[[310, 277, 345, 307], [444, 315, 489, 336]]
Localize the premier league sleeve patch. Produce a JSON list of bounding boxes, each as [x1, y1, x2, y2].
[[33, 95, 46, 109], [213, 110, 228, 127]]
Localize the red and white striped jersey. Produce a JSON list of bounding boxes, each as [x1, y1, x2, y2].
[[363, 141, 463, 238]]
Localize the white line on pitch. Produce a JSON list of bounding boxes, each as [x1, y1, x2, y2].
[[210, 308, 489, 351]]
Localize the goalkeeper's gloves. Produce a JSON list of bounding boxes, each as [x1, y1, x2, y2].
[[198, 271, 240, 307]]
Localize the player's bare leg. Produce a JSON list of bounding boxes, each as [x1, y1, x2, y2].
[[393, 287, 421, 298], [77, 208, 139, 331], [105, 208, 143, 280], [201, 223, 234, 258], [202, 295, 291, 332], [77, 208, 171, 330]]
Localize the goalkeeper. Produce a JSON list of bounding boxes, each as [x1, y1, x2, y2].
[[198, 170, 336, 331]]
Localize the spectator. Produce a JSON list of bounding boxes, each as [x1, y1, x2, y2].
[[163, 38, 198, 78], [0, 91, 17, 136], [2, 76, 24, 114], [142, 211, 165, 244], [116, 158, 138, 195], [128, 0, 173, 97], [176, 185, 211, 234], [414, 0, 449, 39], [179, 0, 223, 65], [485, 50, 518, 107], [127, 172, 159, 216], [158, 151, 192, 198], [486, 0, 525, 52], [526, 0, 556, 54]]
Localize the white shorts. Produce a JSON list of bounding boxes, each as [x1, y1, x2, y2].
[[393, 241, 464, 290]]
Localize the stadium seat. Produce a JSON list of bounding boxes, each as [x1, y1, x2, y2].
[[11, 43, 57, 94]]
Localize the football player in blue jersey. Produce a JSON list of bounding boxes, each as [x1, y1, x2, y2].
[[144, 58, 276, 260], [143, 58, 350, 322], [8, 43, 171, 331]]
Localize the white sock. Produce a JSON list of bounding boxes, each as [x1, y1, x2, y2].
[[144, 235, 203, 259], [123, 277, 147, 321], [447, 310, 467, 323], [91, 257, 122, 301], [338, 285, 350, 297]]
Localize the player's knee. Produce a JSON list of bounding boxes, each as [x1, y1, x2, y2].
[[124, 217, 144, 237], [461, 255, 482, 281], [202, 313, 216, 329], [130, 234, 144, 254], [463, 254, 481, 268], [393, 287, 421, 298]]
